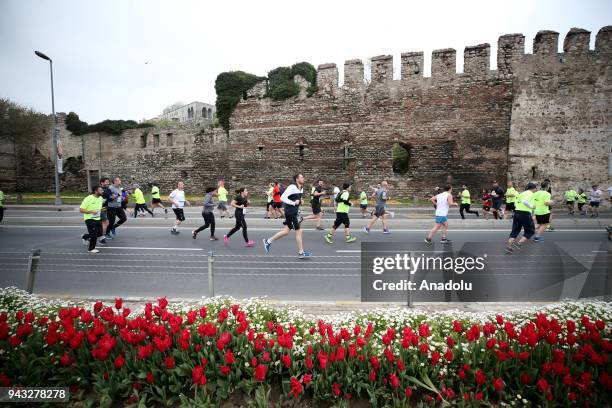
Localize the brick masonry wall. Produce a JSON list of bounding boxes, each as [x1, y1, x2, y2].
[[2, 26, 610, 203]]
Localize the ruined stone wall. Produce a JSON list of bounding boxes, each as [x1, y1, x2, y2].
[[508, 27, 612, 195]]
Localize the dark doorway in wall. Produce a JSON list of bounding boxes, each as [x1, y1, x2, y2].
[[392, 142, 411, 174]]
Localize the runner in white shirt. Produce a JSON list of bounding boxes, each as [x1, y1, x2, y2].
[[588, 184, 602, 218], [169, 181, 191, 234], [425, 185, 457, 244]]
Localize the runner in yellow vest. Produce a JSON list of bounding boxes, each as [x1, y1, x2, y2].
[[577, 189, 588, 215], [132, 184, 154, 218], [359, 190, 368, 217], [564, 188, 578, 215], [459, 184, 479, 219], [217, 180, 231, 218], [533, 181, 553, 242], [325, 183, 357, 244], [0, 189, 4, 224], [505, 182, 538, 254], [150, 183, 167, 215], [79, 186, 104, 253], [503, 181, 518, 220]]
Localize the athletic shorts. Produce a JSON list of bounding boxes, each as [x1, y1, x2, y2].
[[435, 215, 448, 224], [273, 202, 282, 209], [509, 211, 535, 239], [535, 213, 550, 224], [492, 200, 503, 210], [589, 201, 600, 207], [283, 212, 300, 230], [374, 205, 386, 218], [360, 204, 367, 210], [173, 208, 185, 221], [505, 202, 515, 211], [266, 201, 272, 210], [152, 198, 161, 204], [333, 212, 350, 229], [217, 201, 227, 211], [100, 208, 108, 222], [565, 201, 574, 206], [311, 202, 321, 215]]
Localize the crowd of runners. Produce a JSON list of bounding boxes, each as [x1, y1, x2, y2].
[[73, 176, 612, 256]]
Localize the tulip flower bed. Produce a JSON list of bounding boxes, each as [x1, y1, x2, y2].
[[0, 287, 611, 407]]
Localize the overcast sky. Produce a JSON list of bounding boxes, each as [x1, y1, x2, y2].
[[1, 0, 610, 123]]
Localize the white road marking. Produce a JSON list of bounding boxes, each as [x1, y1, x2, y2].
[[103, 246, 204, 251]]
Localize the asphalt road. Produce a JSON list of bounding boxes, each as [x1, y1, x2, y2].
[[0, 207, 609, 301]]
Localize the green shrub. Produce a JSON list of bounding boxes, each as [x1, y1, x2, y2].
[[214, 71, 266, 132], [65, 112, 148, 135]]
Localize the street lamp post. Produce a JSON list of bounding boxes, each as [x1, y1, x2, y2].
[[35, 50, 62, 206]]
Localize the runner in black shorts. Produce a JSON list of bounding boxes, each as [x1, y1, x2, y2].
[[505, 182, 537, 254], [325, 183, 357, 244], [263, 174, 312, 259], [169, 181, 190, 234], [224, 188, 254, 247], [303, 179, 325, 230], [490, 181, 505, 220]]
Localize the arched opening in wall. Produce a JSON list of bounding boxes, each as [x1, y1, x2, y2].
[[208, 108, 213, 118], [202, 108, 206, 118], [531, 166, 538, 179], [392, 142, 411, 174]]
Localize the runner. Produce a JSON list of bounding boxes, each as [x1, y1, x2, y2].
[[272, 182, 283, 218], [364, 181, 391, 234], [532, 181, 553, 242], [79, 186, 104, 253], [359, 190, 368, 217], [303, 179, 325, 230], [192, 187, 218, 241], [132, 184, 154, 218], [324, 182, 357, 244], [458, 184, 479, 219], [505, 182, 538, 254], [169, 181, 190, 234], [577, 188, 588, 215], [424, 185, 457, 244], [503, 181, 518, 220], [564, 187, 578, 215], [107, 177, 127, 237], [544, 178, 555, 231], [0, 188, 4, 224], [608, 185, 612, 206], [121, 187, 129, 213], [263, 174, 312, 259], [481, 188, 492, 220], [217, 180, 231, 219], [99, 177, 111, 245], [490, 181, 505, 220], [224, 188, 254, 247], [332, 184, 340, 212], [150, 183, 167, 215], [265, 183, 274, 219], [588, 184, 602, 218]]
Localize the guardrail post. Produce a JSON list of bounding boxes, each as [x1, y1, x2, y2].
[[207, 250, 215, 297], [25, 249, 41, 294], [406, 251, 414, 308]]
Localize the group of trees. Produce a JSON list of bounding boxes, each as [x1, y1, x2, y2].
[[0, 98, 49, 145]]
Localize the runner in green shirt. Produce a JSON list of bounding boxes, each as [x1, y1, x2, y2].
[[533, 181, 553, 242], [150, 183, 167, 215], [503, 181, 518, 220], [217, 180, 231, 218], [359, 190, 368, 218], [564, 188, 578, 215], [505, 182, 538, 254], [459, 184, 479, 219], [132, 184, 154, 218], [577, 188, 588, 215], [79, 186, 104, 253], [325, 183, 357, 244]]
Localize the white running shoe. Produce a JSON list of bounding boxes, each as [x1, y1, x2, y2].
[[88, 249, 100, 253]]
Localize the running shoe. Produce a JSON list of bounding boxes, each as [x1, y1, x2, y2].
[[170, 228, 179, 235], [363, 226, 370, 234], [533, 236, 543, 243], [263, 238, 271, 253], [511, 242, 522, 250], [245, 240, 255, 247], [324, 234, 334, 244], [192, 230, 197, 239], [315, 226, 324, 230], [210, 236, 219, 241], [298, 250, 313, 259], [223, 235, 230, 246], [504, 246, 514, 254], [110, 229, 116, 237], [98, 238, 107, 246], [105, 234, 113, 240], [164, 208, 168, 214], [88, 249, 100, 254], [547, 226, 556, 231], [440, 238, 453, 244], [424, 237, 433, 245], [345, 235, 357, 243], [383, 229, 391, 234]]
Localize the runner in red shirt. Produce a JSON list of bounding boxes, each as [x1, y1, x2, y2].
[[272, 182, 284, 218]]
